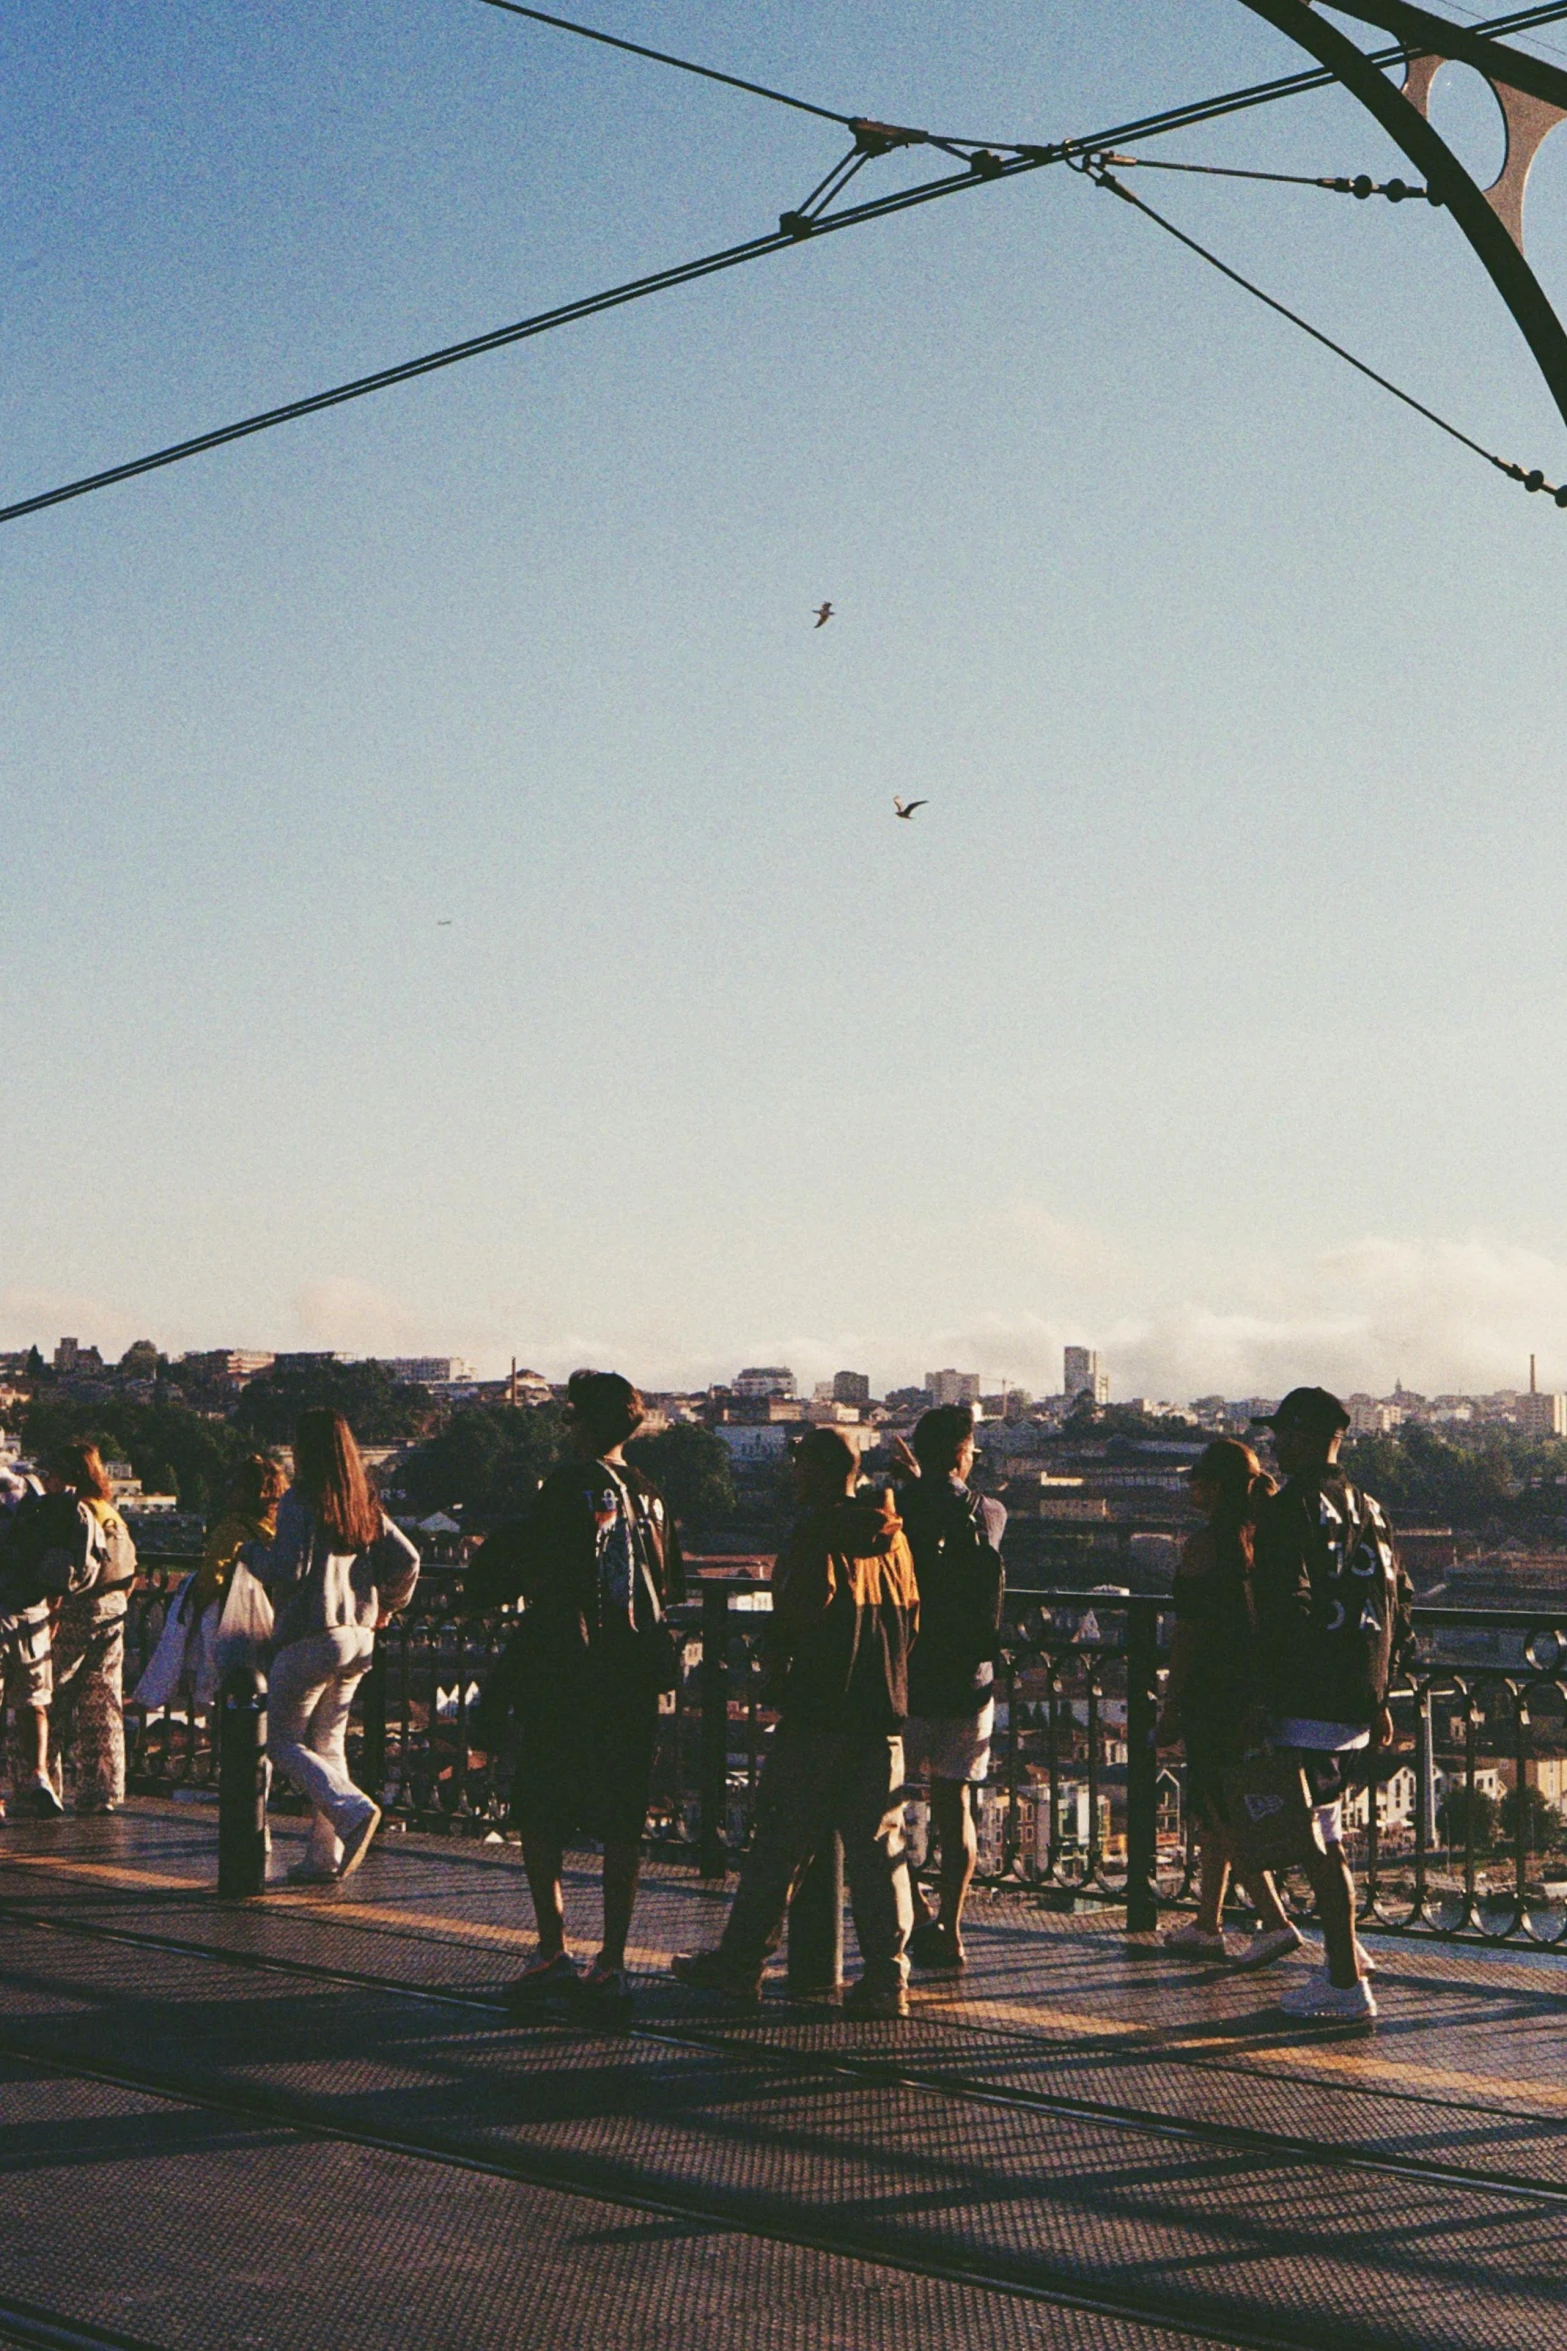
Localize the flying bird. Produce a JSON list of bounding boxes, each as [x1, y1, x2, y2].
[[893, 797, 928, 820], [813, 601, 833, 628], [436, 919, 453, 926]]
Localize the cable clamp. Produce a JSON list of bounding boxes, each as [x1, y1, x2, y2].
[[1321, 174, 1433, 203], [1500, 460, 1567, 505], [848, 118, 928, 155]]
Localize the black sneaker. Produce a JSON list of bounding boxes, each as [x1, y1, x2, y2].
[[578, 1964, 635, 2023], [907, 1920, 965, 1972], [670, 1949, 763, 2007], [28, 1780, 65, 1820], [841, 1977, 909, 2020], [502, 1952, 580, 2008]]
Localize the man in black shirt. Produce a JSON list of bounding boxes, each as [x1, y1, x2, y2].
[[893, 1406, 1006, 1971], [466, 1371, 683, 2020]]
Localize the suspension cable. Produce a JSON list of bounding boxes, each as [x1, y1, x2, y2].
[[1073, 155, 1567, 503]]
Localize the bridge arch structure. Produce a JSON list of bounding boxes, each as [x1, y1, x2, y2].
[[1235, 2, 1567, 427]]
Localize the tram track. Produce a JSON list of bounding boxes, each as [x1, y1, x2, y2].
[[2, 1890, 1564, 2212], [0, 2013, 1465, 2351], [0, 2290, 177, 2351]]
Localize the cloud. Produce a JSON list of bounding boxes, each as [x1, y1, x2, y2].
[[1095, 1236, 1566, 1400]]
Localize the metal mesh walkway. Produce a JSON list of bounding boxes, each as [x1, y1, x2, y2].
[[1, 1803, 1562, 2351]]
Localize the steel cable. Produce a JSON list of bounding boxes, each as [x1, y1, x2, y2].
[[1075, 156, 1567, 501], [7, 2, 1567, 525]]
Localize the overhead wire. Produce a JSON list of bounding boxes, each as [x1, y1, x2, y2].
[[466, 0, 1567, 152], [0, 157, 1007, 527], [6, 1, 1567, 526], [1073, 154, 1567, 501], [467, 0, 851, 123]]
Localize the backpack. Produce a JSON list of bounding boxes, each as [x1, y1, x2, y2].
[[83, 1498, 139, 1592], [0, 1490, 78, 1612]]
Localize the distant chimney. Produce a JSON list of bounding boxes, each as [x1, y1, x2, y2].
[[1531, 1353, 1538, 1394]]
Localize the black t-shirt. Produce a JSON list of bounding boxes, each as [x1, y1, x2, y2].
[[902, 1477, 1007, 1720]]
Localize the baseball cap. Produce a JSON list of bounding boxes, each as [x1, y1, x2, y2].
[[1251, 1386, 1350, 1435]]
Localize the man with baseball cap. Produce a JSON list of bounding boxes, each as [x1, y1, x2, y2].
[[1247, 1387, 1414, 2020]]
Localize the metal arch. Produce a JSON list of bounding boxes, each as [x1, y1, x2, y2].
[[1325, 1, 1567, 248], [1235, 0, 1567, 429]]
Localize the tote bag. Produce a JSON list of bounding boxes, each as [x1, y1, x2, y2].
[[130, 1574, 200, 1711], [1218, 1749, 1316, 1873]]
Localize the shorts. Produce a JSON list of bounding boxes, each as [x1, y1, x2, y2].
[[0, 1615, 52, 1709], [1278, 1748, 1352, 1846], [510, 1652, 662, 1846], [901, 1699, 994, 1786]]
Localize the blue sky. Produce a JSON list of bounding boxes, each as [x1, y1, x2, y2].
[[5, 2, 1567, 1399]]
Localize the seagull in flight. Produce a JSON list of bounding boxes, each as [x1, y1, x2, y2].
[[893, 797, 928, 820], [813, 601, 834, 628], [436, 919, 453, 926]]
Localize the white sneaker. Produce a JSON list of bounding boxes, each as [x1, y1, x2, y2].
[[334, 1803, 381, 1886], [1231, 1924, 1308, 1972], [1278, 1968, 1377, 2020], [1354, 1938, 1379, 1976], [1160, 1922, 1228, 1958]]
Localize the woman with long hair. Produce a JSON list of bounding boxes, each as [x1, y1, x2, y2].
[[256, 1410, 419, 1888], [1157, 1436, 1302, 1968], [43, 1440, 139, 1814]]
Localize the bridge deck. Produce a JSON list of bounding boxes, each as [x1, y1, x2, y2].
[[0, 1802, 1562, 2351]]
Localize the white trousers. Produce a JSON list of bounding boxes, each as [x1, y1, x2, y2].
[[269, 1627, 377, 1869]]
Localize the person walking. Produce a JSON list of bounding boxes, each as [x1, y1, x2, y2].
[[672, 1427, 920, 2018], [891, 1404, 1006, 1972], [467, 1370, 684, 2020], [1249, 1387, 1414, 2020], [0, 1466, 67, 1819], [256, 1410, 419, 1888], [43, 1442, 138, 1815], [1156, 1438, 1302, 1967]]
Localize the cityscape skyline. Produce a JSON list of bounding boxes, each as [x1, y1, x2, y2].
[[7, 6, 1567, 1430], [6, 1320, 1563, 1420]]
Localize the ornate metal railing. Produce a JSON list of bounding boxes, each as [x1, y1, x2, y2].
[[120, 1558, 1567, 1948]]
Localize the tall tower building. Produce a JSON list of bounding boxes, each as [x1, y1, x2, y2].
[[1064, 1347, 1109, 1405]]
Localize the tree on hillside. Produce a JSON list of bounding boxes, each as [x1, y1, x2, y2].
[[1343, 1427, 1514, 1524], [393, 1404, 568, 1526], [626, 1422, 736, 1535], [1436, 1784, 1498, 1853], [1499, 1783, 1563, 1856], [20, 1395, 251, 1513], [234, 1361, 437, 1445]]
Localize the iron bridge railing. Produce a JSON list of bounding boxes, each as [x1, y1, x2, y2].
[[120, 1558, 1567, 1950]]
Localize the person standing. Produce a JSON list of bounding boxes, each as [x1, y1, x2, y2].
[[1156, 1438, 1301, 1967], [891, 1405, 1006, 1972], [191, 1452, 286, 1701], [44, 1442, 138, 1815], [1250, 1387, 1414, 2020], [257, 1410, 419, 1888], [673, 1428, 920, 2019], [0, 1466, 67, 1818], [469, 1371, 684, 2019]]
